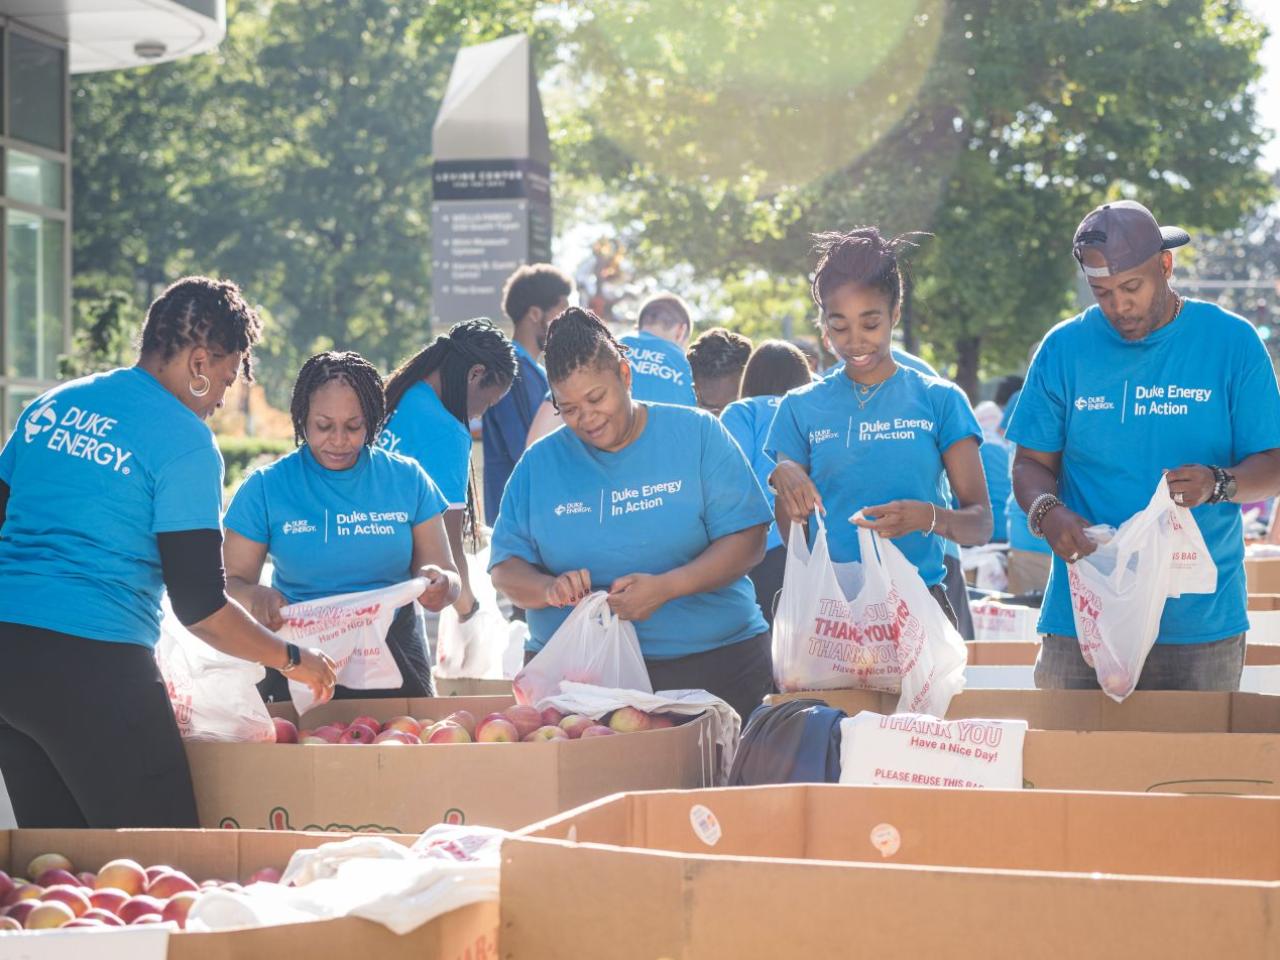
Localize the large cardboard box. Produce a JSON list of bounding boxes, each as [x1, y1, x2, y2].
[[0, 829, 496, 960], [1247, 557, 1280, 594], [186, 696, 716, 833], [502, 784, 1280, 958], [431, 677, 512, 697], [1250, 593, 1280, 646], [770, 688, 1280, 794]]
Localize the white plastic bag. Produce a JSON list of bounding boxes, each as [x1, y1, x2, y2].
[[156, 598, 275, 742], [772, 513, 967, 717], [435, 546, 513, 679], [279, 578, 425, 714], [512, 591, 651, 705], [1068, 477, 1217, 701]]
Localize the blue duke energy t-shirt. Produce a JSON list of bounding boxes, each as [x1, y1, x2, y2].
[[0, 368, 223, 647], [721, 394, 785, 552], [378, 381, 471, 509], [1007, 300, 1280, 644], [489, 404, 771, 659], [620, 330, 697, 407], [766, 366, 982, 586], [225, 445, 448, 603]]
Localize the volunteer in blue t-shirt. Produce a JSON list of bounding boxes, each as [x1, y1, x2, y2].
[[379, 319, 516, 624], [490, 307, 774, 720], [482, 264, 573, 524], [721, 340, 813, 627], [1009, 200, 1280, 691], [619, 292, 697, 406], [688, 327, 752, 416], [766, 228, 993, 623], [0, 277, 335, 829], [974, 400, 1011, 541], [224, 352, 460, 700]]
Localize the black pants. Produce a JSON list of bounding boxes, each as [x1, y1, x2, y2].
[[523, 630, 775, 723], [942, 552, 975, 640], [748, 545, 787, 629], [0, 621, 199, 828], [259, 602, 433, 703]]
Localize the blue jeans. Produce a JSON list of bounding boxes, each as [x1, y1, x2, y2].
[[1034, 632, 1245, 692]]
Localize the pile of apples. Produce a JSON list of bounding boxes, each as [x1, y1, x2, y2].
[[0, 853, 282, 932], [274, 704, 680, 745]]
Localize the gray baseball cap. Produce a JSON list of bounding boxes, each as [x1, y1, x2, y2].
[[1072, 200, 1190, 278]]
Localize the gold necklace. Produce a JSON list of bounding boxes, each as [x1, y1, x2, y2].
[[854, 378, 889, 410]]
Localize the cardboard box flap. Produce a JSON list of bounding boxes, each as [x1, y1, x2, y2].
[[1248, 594, 1280, 612]]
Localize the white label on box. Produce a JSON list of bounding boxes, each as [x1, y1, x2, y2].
[[689, 804, 721, 846], [10, 926, 170, 960], [869, 822, 901, 858], [839, 710, 1028, 790]]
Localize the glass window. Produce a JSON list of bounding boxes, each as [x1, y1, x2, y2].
[[9, 34, 65, 152], [6, 150, 64, 209], [4, 387, 39, 435], [5, 210, 65, 380]]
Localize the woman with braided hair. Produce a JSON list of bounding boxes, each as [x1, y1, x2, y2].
[[223, 351, 460, 700], [766, 227, 992, 623], [0, 276, 336, 828], [380, 319, 516, 623], [687, 327, 753, 417], [489, 307, 774, 721]]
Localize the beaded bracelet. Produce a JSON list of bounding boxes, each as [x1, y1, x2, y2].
[[1027, 493, 1063, 539]]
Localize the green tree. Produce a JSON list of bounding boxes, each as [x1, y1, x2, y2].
[[562, 0, 1273, 395]]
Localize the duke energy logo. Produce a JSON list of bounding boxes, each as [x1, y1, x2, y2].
[[23, 401, 57, 443], [554, 501, 591, 517], [1074, 395, 1114, 412]]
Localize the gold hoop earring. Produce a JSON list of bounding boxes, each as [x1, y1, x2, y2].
[[189, 374, 211, 398]]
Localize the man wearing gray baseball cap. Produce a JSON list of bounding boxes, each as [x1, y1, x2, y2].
[[1006, 199, 1280, 690]]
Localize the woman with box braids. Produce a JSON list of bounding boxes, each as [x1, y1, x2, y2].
[[381, 319, 516, 624], [490, 307, 777, 721], [766, 227, 992, 627], [0, 276, 336, 829], [224, 349, 461, 704]]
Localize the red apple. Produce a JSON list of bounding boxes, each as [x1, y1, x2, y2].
[[608, 706, 653, 733], [383, 716, 422, 738], [300, 736, 331, 745], [35, 867, 79, 890], [477, 717, 518, 743], [130, 914, 164, 925], [338, 723, 379, 745], [374, 729, 418, 745], [503, 704, 544, 739], [311, 725, 344, 743], [649, 714, 676, 729], [26, 854, 73, 881], [144, 867, 172, 885], [82, 908, 125, 927], [26, 900, 76, 929], [148, 872, 198, 899], [442, 710, 477, 738], [96, 859, 147, 894], [162, 891, 200, 929], [425, 722, 472, 744], [558, 714, 595, 739], [480, 711, 508, 728], [63, 918, 107, 929], [273, 717, 299, 744], [540, 706, 566, 727], [247, 867, 281, 885], [581, 725, 616, 738], [89, 888, 131, 914], [0, 874, 16, 907], [11, 884, 44, 903], [523, 724, 569, 742], [77, 872, 98, 889], [42, 885, 91, 917], [118, 895, 166, 925], [0, 915, 20, 931], [3, 901, 38, 926], [350, 715, 382, 734]]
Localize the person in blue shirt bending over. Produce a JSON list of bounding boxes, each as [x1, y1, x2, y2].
[[0, 277, 335, 828], [482, 264, 573, 526], [620, 293, 697, 406], [766, 228, 993, 625], [490, 307, 775, 721], [224, 352, 461, 700], [721, 340, 813, 626], [1010, 200, 1280, 691], [380, 320, 516, 626]]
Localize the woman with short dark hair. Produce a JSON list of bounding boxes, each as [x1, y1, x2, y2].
[[0, 276, 335, 829]]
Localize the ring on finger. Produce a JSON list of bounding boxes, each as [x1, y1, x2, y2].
[[1173, 492, 1185, 504], [1069, 551, 1080, 562]]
